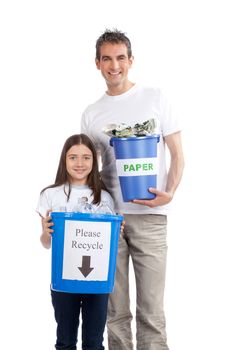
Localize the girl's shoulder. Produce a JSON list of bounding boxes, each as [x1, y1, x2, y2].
[[100, 190, 114, 208], [41, 185, 64, 197], [100, 189, 112, 200]]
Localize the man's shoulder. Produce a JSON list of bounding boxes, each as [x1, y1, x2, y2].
[[139, 85, 162, 96], [83, 94, 106, 115]]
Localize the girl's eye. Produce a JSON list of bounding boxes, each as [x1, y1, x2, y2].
[[67, 155, 92, 161]]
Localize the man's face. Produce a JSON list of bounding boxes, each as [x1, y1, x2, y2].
[[95, 42, 133, 93]]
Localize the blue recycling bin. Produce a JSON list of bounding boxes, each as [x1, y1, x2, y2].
[[110, 135, 160, 201], [51, 212, 123, 294]]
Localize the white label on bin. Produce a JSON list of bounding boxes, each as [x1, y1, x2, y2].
[[116, 157, 158, 176], [62, 220, 111, 281]]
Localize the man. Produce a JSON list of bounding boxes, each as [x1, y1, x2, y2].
[[81, 29, 184, 350]]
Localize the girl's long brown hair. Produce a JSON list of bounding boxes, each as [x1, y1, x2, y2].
[[41, 134, 107, 205]]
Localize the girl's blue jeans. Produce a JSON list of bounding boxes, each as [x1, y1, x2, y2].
[[51, 290, 109, 350]]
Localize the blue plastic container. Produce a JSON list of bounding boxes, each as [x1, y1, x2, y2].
[[110, 135, 160, 201], [51, 212, 123, 294]]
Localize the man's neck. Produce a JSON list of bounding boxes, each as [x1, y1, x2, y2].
[[106, 81, 135, 96]]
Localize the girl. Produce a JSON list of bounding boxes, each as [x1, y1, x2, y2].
[[36, 134, 115, 350]]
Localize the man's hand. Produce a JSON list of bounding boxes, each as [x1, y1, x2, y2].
[[132, 187, 173, 208]]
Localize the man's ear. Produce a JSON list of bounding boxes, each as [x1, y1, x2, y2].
[[129, 55, 134, 68], [95, 59, 100, 70]]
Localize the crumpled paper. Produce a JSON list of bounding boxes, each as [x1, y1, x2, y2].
[[103, 118, 157, 138]]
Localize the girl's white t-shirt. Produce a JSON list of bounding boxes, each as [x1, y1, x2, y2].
[[36, 184, 114, 218]]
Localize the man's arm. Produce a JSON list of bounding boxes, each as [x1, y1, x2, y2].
[[132, 131, 184, 208]]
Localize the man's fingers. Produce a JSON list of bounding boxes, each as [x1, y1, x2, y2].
[[148, 187, 164, 196]]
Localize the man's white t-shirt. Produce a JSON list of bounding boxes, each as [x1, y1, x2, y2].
[[81, 84, 181, 215]]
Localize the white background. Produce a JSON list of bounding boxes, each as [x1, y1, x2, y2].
[[1, 0, 233, 349]]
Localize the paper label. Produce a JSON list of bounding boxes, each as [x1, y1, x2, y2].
[[116, 157, 158, 176], [62, 220, 111, 281]]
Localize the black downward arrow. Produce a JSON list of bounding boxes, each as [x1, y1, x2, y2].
[[78, 256, 94, 277]]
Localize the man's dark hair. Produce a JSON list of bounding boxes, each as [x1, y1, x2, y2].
[[96, 29, 132, 60]]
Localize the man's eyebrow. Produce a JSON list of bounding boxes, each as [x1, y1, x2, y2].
[[101, 55, 111, 59], [101, 54, 127, 59]]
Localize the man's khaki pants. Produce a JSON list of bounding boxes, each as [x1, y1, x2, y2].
[[107, 214, 169, 350]]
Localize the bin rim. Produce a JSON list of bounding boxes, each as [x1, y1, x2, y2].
[[110, 134, 160, 146], [51, 211, 124, 222]]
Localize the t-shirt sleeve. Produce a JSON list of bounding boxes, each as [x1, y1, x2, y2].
[[101, 191, 115, 212], [81, 111, 89, 134], [159, 91, 182, 137], [36, 190, 51, 218], [81, 108, 101, 153]]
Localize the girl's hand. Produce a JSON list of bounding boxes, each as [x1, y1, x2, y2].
[[119, 217, 126, 238], [41, 210, 54, 236], [40, 210, 54, 249], [120, 220, 125, 234]]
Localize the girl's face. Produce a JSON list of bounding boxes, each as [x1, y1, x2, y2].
[[66, 144, 93, 185]]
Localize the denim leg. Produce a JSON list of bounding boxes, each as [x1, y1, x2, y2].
[[81, 293, 109, 350], [51, 290, 81, 350]]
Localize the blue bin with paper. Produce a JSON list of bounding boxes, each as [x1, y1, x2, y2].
[[110, 135, 160, 201]]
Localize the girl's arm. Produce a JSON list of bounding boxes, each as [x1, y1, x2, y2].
[[40, 211, 54, 249]]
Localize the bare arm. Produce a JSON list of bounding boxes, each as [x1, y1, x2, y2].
[[133, 131, 184, 208], [164, 131, 185, 197], [40, 210, 54, 249]]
